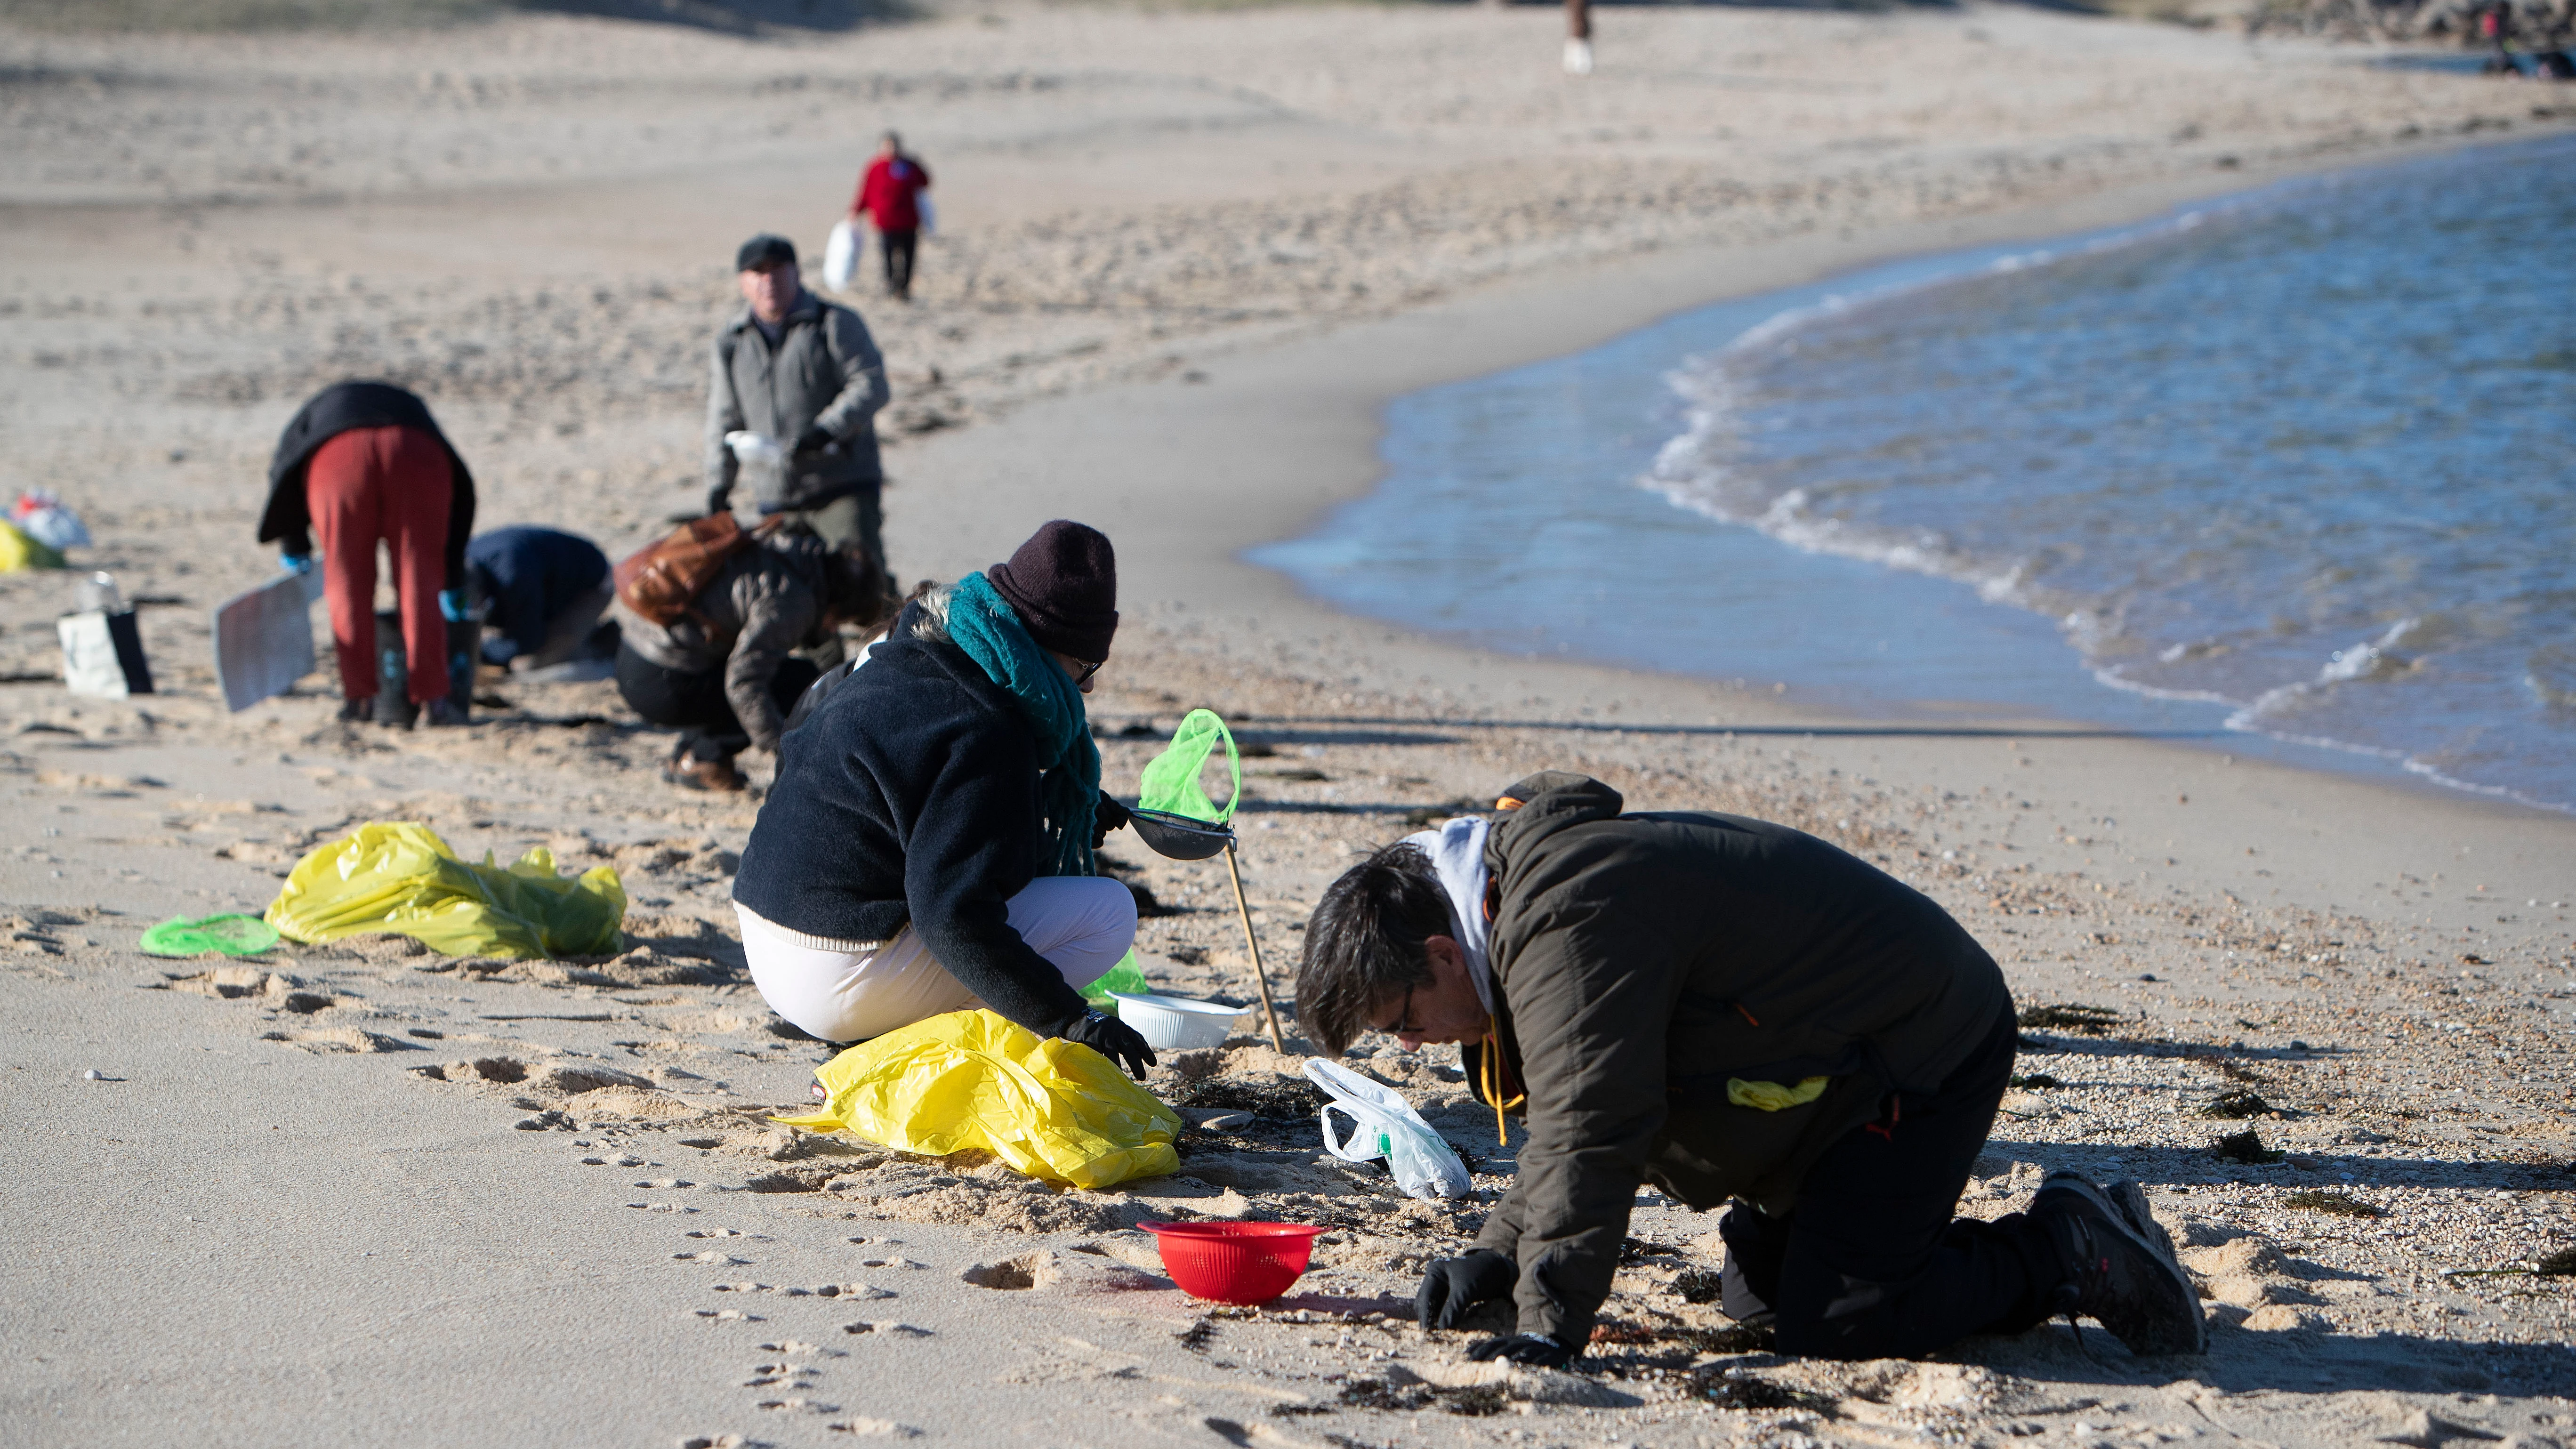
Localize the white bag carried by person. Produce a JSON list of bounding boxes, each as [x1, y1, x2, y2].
[[1304, 1058, 1472, 1201], [723, 431, 787, 505], [822, 218, 860, 292], [915, 193, 935, 237]]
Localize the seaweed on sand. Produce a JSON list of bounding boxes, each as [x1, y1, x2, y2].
[[1689, 1368, 1837, 1415], [2203, 1089, 2274, 1119], [2212, 1129, 2284, 1165], [2282, 1189, 2384, 1218], [2018, 1004, 2124, 1035]]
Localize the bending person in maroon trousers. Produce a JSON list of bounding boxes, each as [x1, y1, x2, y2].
[[258, 380, 476, 726]]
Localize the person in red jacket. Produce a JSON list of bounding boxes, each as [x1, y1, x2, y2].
[[852, 131, 932, 301]]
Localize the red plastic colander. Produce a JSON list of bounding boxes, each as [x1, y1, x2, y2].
[[1139, 1220, 1326, 1305]]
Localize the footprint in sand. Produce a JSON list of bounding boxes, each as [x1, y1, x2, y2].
[[825, 1421, 921, 1438], [685, 1229, 749, 1240], [755, 1341, 844, 1357], [626, 1202, 700, 1214], [677, 1436, 744, 1449], [637, 1178, 696, 1189], [856, 1258, 925, 1270], [675, 1252, 748, 1264], [785, 1284, 892, 1300], [755, 1397, 837, 1414], [842, 1321, 931, 1337], [741, 1362, 820, 1388], [710, 1282, 771, 1294], [693, 1309, 762, 1322]]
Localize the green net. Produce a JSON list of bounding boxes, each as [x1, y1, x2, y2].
[[1136, 708, 1240, 825], [140, 913, 282, 958], [1081, 948, 1151, 1005]]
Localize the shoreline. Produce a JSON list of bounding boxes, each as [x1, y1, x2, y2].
[[1238, 129, 2576, 821]]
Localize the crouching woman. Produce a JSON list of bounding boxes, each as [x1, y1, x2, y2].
[[728, 520, 1155, 1075]]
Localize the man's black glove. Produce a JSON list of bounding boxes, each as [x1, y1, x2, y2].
[[706, 484, 733, 519], [1063, 1007, 1155, 1079], [792, 423, 837, 458], [1092, 795, 1131, 849], [1416, 1248, 1514, 1330], [1465, 1333, 1578, 1369]]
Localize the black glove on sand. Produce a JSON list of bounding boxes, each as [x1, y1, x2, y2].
[[1466, 1333, 1578, 1369], [1416, 1248, 1514, 1330], [1092, 795, 1132, 849], [1063, 1008, 1156, 1079], [793, 423, 837, 458]]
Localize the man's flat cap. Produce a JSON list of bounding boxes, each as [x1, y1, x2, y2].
[[735, 233, 798, 272]]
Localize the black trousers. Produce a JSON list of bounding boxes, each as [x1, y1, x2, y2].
[[1723, 1008, 2062, 1360], [614, 643, 819, 765], [879, 228, 917, 297]]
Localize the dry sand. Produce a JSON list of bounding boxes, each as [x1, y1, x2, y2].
[[4, 3, 2574, 1446]]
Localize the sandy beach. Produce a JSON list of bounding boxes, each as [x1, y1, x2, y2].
[[4, 3, 2573, 1445]]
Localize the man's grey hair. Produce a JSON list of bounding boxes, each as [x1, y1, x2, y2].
[[1296, 841, 1450, 1056]]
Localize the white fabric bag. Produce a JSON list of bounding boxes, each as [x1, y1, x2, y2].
[[915, 193, 936, 237], [1304, 1058, 1472, 1201], [822, 218, 859, 292]]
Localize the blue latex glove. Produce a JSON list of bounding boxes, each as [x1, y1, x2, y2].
[[438, 588, 474, 624], [280, 553, 317, 576]]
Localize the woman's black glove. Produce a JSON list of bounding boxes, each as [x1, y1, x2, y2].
[[793, 423, 837, 458], [1465, 1333, 1578, 1369], [1092, 795, 1132, 849], [1416, 1248, 1514, 1330], [1063, 1007, 1156, 1079], [705, 483, 733, 518]]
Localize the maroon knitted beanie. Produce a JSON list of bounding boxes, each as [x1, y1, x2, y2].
[[987, 520, 1119, 661]]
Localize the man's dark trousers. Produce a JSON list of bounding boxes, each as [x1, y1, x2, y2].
[[880, 229, 917, 297], [1720, 1009, 2063, 1359]]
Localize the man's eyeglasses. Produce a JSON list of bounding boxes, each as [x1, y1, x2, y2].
[[1373, 984, 1422, 1036], [1068, 657, 1105, 686]]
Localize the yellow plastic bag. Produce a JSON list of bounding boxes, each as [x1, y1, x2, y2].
[[265, 821, 626, 960], [774, 1009, 1182, 1190], [0, 519, 65, 573]]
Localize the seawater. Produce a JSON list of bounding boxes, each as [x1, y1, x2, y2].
[[1250, 135, 2576, 813]]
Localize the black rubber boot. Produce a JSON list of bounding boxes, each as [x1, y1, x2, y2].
[[2032, 1172, 2207, 1356]]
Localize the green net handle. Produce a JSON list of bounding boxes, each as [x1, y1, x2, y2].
[[1136, 708, 1240, 825]]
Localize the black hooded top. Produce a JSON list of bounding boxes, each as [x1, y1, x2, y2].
[[258, 381, 476, 587]]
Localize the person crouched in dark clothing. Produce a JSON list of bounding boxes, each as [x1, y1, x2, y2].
[[1297, 772, 2207, 1368], [465, 526, 615, 678], [728, 521, 1149, 1070], [613, 530, 884, 792]]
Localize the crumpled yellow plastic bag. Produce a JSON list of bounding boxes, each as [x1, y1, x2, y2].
[[0, 518, 65, 573], [265, 821, 626, 960], [774, 1009, 1182, 1190]]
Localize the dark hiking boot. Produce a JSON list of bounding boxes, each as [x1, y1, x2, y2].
[[665, 750, 745, 793], [421, 697, 471, 728], [338, 697, 372, 723], [373, 692, 419, 728], [2033, 1171, 2207, 1356]]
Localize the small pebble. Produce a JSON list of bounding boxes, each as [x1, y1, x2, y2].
[[83, 1069, 105, 1080]]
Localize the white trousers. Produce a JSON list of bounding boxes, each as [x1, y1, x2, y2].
[[737, 876, 1136, 1045]]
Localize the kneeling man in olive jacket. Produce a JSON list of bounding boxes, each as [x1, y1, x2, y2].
[[1297, 772, 2204, 1365]]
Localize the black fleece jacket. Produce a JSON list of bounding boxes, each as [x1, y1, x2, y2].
[[731, 603, 1094, 1038], [258, 381, 476, 587]]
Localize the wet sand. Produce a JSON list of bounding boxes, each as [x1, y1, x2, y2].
[[3, 4, 2573, 1445]]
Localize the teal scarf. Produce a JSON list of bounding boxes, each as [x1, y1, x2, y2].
[[946, 571, 1100, 877]]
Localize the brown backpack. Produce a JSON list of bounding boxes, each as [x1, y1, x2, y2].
[[613, 513, 781, 627]]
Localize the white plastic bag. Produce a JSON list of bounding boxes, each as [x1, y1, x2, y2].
[[724, 430, 787, 504], [916, 193, 936, 238], [1304, 1058, 1471, 1201], [822, 218, 859, 292], [12, 489, 90, 551]]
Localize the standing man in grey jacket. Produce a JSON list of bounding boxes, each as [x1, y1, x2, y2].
[[706, 233, 894, 590]]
